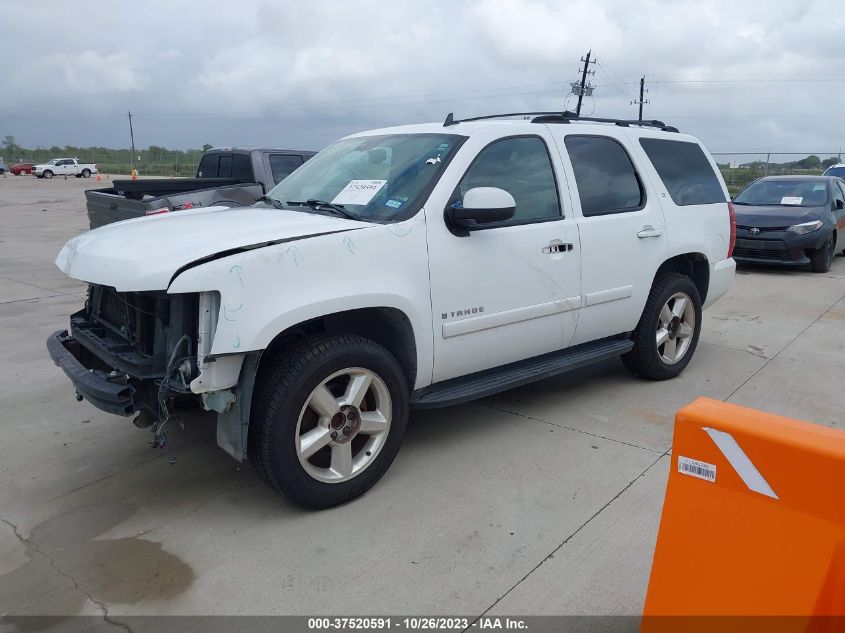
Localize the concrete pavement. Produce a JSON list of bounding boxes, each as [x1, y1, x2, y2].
[[1, 174, 844, 620]]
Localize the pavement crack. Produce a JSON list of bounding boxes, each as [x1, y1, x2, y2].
[[467, 450, 668, 628], [0, 517, 133, 633], [477, 401, 663, 454]]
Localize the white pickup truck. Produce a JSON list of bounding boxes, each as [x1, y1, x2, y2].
[[33, 158, 98, 179], [48, 112, 736, 508]]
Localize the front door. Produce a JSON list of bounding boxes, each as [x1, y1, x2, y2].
[[426, 130, 581, 383]]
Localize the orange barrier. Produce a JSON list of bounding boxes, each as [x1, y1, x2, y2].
[[643, 397, 845, 629]]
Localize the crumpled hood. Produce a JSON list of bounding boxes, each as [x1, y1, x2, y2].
[[56, 205, 369, 291]]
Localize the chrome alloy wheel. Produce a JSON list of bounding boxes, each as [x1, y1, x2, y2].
[[656, 292, 696, 365], [295, 367, 392, 484]]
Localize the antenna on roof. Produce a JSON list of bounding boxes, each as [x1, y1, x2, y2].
[[443, 112, 455, 127]]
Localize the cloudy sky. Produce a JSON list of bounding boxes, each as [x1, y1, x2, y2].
[[2, 0, 844, 160]]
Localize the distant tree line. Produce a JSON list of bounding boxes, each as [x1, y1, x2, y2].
[[1, 136, 213, 176], [717, 154, 840, 194]]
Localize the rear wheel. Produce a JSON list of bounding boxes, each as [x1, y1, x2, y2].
[[810, 235, 835, 273], [621, 273, 702, 380], [42, 170, 53, 179], [249, 334, 409, 509]]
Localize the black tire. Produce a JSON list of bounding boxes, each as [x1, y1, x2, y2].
[[621, 273, 702, 380], [81, 169, 91, 178], [43, 170, 53, 179], [249, 334, 409, 509], [810, 235, 835, 273]]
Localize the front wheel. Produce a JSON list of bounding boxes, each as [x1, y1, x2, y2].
[[249, 334, 409, 509], [622, 273, 702, 380], [42, 170, 53, 179], [81, 169, 91, 178], [810, 235, 835, 273]]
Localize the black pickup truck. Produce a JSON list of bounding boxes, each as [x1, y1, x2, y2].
[[86, 147, 316, 229]]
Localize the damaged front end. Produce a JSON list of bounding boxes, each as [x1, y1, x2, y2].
[[47, 284, 199, 420]]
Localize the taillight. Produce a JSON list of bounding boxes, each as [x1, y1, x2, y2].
[[145, 207, 169, 216], [727, 201, 737, 258]]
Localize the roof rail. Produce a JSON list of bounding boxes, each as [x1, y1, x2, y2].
[[443, 110, 679, 133]]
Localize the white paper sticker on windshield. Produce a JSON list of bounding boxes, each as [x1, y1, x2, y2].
[[781, 196, 803, 205], [332, 180, 387, 205]]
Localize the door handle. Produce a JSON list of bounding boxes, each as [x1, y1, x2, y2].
[[542, 243, 573, 254], [637, 225, 663, 239]]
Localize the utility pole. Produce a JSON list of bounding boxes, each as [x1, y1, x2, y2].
[[127, 111, 136, 175], [631, 75, 649, 121], [570, 50, 596, 116]]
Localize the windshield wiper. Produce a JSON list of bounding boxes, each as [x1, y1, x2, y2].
[[286, 199, 360, 220], [256, 195, 285, 209]]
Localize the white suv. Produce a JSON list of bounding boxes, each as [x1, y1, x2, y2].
[[48, 112, 736, 508]]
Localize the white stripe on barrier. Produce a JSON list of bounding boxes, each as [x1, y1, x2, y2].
[[703, 427, 779, 500]]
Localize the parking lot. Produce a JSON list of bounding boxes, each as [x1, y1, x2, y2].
[[1, 175, 845, 619]]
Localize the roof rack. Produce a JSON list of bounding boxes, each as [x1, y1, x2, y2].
[[443, 110, 679, 133]]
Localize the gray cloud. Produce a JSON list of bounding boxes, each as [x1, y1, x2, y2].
[[1, 0, 844, 159]]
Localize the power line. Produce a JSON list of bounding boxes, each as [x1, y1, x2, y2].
[[595, 60, 639, 103]]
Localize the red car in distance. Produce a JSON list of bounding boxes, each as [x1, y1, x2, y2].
[[11, 163, 34, 175]]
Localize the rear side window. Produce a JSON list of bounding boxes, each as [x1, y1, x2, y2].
[[269, 154, 304, 184], [197, 154, 218, 178], [564, 135, 644, 216], [639, 138, 725, 206], [231, 154, 253, 181]]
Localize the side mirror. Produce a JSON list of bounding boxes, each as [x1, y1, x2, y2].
[[445, 187, 516, 235], [836, 199, 844, 210]]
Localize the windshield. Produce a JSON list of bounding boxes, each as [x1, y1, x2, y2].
[[824, 166, 845, 178], [733, 179, 829, 208], [263, 133, 463, 221], [48, 159, 59, 165]]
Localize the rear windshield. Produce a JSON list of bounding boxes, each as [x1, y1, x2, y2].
[[231, 154, 253, 181], [639, 138, 725, 206], [197, 154, 218, 178], [824, 166, 845, 178], [733, 179, 829, 208]]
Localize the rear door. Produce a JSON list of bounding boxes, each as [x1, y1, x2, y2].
[[551, 130, 667, 345]]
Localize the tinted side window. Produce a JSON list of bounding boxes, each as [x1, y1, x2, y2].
[[639, 138, 725, 206], [564, 136, 644, 216], [269, 154, 303, 184], [834, 181, 845, 206], [231, 154, 253, 181], [218, 155, 232, 178], [197, 154, 218, 178], [455, 136, 561, 225]]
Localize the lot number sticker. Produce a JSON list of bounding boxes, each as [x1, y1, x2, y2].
[[678, 456, 716, 482], [332, 180, 387, 205], [781, 196, 803, 205]]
